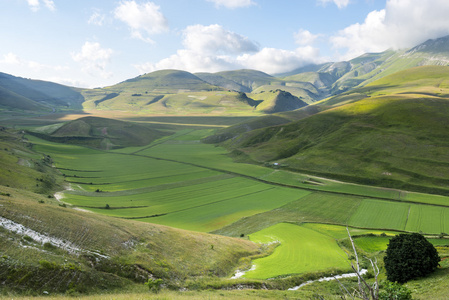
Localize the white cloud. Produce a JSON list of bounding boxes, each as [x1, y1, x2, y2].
[[0, 52, 66, 72], [135, 24, 259, 73], [1, 53, 21, 65], [43, 0, 55, 11], [71, 42, 114, 79], [26, 0, 55, 11], [294, 29, 320, 45], [135, 24, 321, 75], [237, 46, 322, 74], [331, 0, 449, 60], [114, 0, 168, 43], [136, 49, 237, 74], [88, 11, 105, 26], [317, 0, 350, 9], [206, 0, 256, 9], [183, 24, 259, 54]]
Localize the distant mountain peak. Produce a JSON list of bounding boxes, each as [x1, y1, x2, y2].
[[406, 35, 449, 55]]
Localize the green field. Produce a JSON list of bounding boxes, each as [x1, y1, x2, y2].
[[244, 223, 350, 279], [23, 127, 449, 282], [348, 199, 410, 230]]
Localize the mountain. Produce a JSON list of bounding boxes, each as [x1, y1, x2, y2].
[[196, 69, 321, 103], [209, 66, 449, 194], [0, 72, 84, 112], [81, 69, 311, 114], [289, 36, 449, 97], [27, 116, 171, 150]]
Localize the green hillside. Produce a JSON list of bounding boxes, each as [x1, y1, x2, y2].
[[0, 184, 259, 295], [197, 69, 322, 103], [252, 90, 308, 113], [27, 116, 172, 150], [215, 66, 449, 194], [0, 72, 84, 112]]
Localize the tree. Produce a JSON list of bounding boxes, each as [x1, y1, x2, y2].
[[384, 233, 440, 283]]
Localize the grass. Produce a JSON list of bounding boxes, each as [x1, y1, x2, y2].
[[0, 182, 259, 295], [348, 199, 410, 230], [405, 205, 449, 234], [244, 223, 350, 279]]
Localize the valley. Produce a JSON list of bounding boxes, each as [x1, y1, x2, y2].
[[2, 36, 449, 299]]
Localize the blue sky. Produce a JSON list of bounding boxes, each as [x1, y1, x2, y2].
[[1, 0, 449, 88]]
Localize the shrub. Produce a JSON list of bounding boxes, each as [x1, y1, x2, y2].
[[379, 280, 412, 300], [145, 278, 163, 293], [384, 233, 440, 283]]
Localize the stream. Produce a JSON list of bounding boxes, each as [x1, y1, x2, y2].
[[288, 269, 368, 290]]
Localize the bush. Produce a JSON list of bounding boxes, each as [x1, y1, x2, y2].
[[384, 233, 440, 283], [145, 278, 163, 293], [379, 281, 412, 300]]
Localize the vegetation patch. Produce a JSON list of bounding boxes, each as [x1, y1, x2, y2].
[[244, 223, 350, 279]]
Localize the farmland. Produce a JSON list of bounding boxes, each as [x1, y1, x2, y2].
[[244, 223, 350, 279], [28, 125, 449, 240], [28, 125, 449, 247], [1, 116, 447, 300]]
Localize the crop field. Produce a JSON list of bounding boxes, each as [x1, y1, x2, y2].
[[348, 199, 410, 230], [28, 135, 307, 232], [348, 199, 449, 234], [244, 223, 350, 279], [405, 205, 449, 234]]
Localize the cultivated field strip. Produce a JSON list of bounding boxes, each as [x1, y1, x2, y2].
[[71, 178, 272, 215], [349, 199, 449, 234], [68, 173, 233, 196], [143, 187, 304, 232], [244, 223, 350, 279]]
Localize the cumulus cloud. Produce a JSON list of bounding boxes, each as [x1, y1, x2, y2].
[[26, 0, 55, 12], [135, 24, 257, 73], [71, 42, 114, 78], [331, 0, 449, 60], [317, 0, 350, 9], [114, 0, 168, 43], [183, 24, 259, 54], [206, 0, 256, 9], [237, 46, 322, 74], [294, 29, 320, 45], [135, 24, 321, 75]]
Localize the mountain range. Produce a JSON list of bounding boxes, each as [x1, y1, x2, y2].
[[2, 35, 449, 116]]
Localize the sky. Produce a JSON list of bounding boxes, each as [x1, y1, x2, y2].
[[1, 0, 449, 88]]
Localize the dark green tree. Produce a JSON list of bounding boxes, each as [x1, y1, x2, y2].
[[384, 233, 440, 283]]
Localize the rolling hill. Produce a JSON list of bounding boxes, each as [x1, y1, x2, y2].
[[0, 72, 84, 112], [27, 116, 172, 150], [210, 66, 449, 194], [81, 70, 311, 115]]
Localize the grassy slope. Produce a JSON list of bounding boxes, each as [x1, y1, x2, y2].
[[220, 66, 449, 194], [0, 128, 63, 194], [28, 116, 172, 150]]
